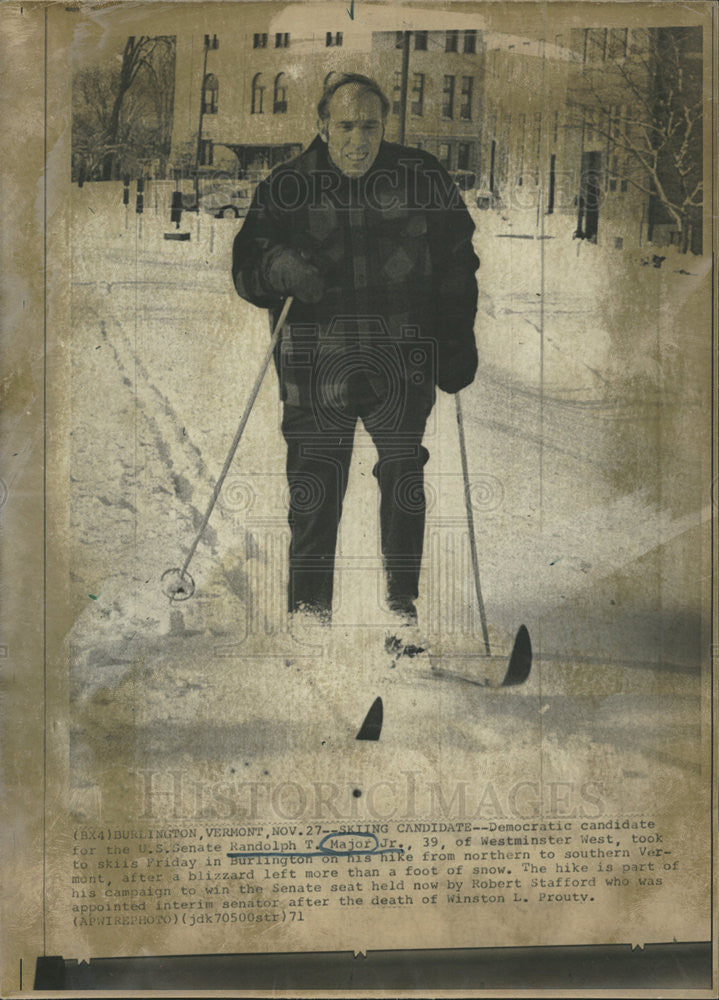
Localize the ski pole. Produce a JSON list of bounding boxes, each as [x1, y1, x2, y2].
[[162, 296, 294, 600], [455, 393, 491, 655]]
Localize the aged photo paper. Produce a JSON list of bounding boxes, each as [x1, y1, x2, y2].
[[1, 0, 717, 994]]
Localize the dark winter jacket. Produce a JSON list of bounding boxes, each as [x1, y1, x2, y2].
[[232, 135, 479, 407]]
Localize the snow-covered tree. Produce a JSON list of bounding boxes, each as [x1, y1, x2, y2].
[[72, 36, 176, 182], [568, 26, 702, 252]]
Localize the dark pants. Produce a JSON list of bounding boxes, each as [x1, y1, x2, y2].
[[282, 373, 433, 617]]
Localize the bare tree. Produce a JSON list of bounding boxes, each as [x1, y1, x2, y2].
[[73, 36, 176, 182], [568, 26, 702, 252], [143, 38, 177, 178], [102, 35, 152, 179], [72, 66, 118, 181]]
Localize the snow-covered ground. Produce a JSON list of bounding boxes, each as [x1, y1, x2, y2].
[[65, 181, 711, 827]]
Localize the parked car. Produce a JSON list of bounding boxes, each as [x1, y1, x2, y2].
[[449, 169, 476, 192], [180, 184, 253, 218], [200, 184, 252, 219]]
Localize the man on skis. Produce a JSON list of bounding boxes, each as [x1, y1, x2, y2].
[[232, 73, 479, 657]]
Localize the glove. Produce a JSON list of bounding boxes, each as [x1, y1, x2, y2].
[[263, 247, 324, 304], [436, 345, 478, 394]]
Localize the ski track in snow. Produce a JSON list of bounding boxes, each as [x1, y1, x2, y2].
[[69, 290, 267, 696], [97, 315, 215, 543]]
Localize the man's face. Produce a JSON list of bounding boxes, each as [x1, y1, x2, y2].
[[321, 85, 384, 177]]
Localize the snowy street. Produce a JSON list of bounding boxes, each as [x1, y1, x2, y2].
[[65, 181, 710, 831]]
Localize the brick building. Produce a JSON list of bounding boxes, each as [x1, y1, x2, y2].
[[372, 28, 483, 174], [169, 15, 487, 181]]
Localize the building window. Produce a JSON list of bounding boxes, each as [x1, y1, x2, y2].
[[607, 104, 616, 146], [253, 33, 267, 49], [393, 71, 424, 118], [414, 30, 428, 51], [251, 72, 264, 114], [608, 154, 618, 192], [583, 107, 593, 142], [517, 112, 526, 184], [457, 142, 470, 170], [199, 139, 213, 166], [442, 75, 455, 118], [411, 72, 424, 116], [438, 142, 451, 169], [202, 73, 218, 114], [275, 32, 290, 48], [459, 75, 473, 120], [392, 70, 401, 115], [395, 30, 404, 49], [584, 28, 606, 62], [445, 29, 458, 52], [463, 29, 477, 53], [608, 27, 628, 59], [501, 113, 512, 179], [273, 72, 287, 113], [326, 31, 343, 47]]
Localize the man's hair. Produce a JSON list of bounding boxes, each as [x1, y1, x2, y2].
[[317, 73, 390, 123]]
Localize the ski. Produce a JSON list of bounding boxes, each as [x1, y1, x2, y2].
[[356, 696, 383, 740], [389, 625, 532, 690]]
